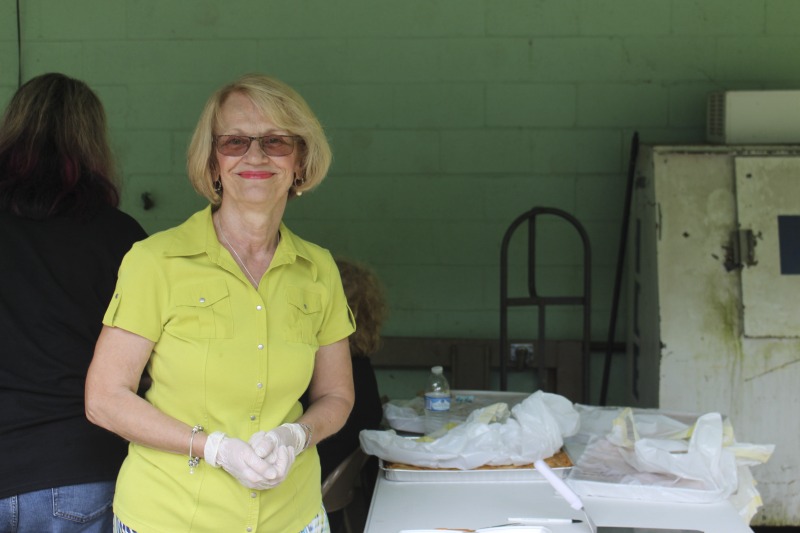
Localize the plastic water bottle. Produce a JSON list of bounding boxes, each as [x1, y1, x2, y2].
[[423, 365, 451, 434]]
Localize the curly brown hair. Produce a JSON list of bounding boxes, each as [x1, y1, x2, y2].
[[335, 258, 388, 357]]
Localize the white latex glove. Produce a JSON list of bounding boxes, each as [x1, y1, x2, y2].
[[204, 431, 286, 490], [250, 423, 307, 456], [248, 423, 306, 488]]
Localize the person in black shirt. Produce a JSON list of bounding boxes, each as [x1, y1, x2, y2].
[[0, 73, 147, 533]]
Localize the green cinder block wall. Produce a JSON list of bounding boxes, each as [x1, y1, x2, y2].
[[3, 0, 800, 427], [3, 0, 800, 524]]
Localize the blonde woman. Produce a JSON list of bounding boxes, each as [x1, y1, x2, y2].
[[86, 74, 355, 533]]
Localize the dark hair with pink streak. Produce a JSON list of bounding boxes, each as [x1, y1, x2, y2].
[[0, 73, 120, 219]]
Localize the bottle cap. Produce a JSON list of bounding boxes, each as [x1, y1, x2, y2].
[[432, 365, 443, 374]]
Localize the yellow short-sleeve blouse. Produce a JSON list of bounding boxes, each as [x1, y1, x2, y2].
[[103, 206, 355, 533]]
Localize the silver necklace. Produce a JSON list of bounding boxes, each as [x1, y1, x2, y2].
[[217, 218, 259, 288]]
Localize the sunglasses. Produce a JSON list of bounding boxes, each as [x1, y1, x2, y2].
[[213, 134, 302, 157]]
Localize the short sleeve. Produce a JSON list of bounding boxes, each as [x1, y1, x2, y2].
[[316, 254, 356, 347], [103, 242, 167, 343]]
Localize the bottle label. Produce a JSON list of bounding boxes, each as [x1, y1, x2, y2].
[[424, 393, 451, 412]]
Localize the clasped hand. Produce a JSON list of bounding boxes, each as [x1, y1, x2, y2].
[[205, 424, 305, 490]]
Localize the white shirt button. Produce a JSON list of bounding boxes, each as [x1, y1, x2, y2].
[[256, 305, 263, 310], [199, 298, 205, 303], [257, 344, 263, 350], [250, 415, 256, 421], [256, 382, 263, 389], [250, 492, 257, 498], [246, 528, 253, 532]]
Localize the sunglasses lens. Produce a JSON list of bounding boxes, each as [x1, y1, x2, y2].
[[260, 136, 295, 156], [216, 135, 250, 156], [215, 135, 298, 156]]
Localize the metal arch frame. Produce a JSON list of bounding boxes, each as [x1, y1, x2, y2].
[[499, 206, 592, 403]]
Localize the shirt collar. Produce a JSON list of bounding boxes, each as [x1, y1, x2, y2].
[[164, 205, 319, 280]]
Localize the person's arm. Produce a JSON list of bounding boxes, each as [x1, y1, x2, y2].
[[251, 336, 354, 462], [85, 325, 203, 455], [300, 337, 355, 446], [249, 337, 353, 487], [87, 325, 281, 489]]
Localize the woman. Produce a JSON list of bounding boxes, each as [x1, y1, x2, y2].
[[0, 73, 147, 532], [85, 74, 355, 533], [315, 258, 386, 533]]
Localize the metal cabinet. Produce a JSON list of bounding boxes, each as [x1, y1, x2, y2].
[[627, 145, 800, 526]]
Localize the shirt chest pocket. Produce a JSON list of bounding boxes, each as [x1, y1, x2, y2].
[[169, 280, 234, 339], [284, 286, 323, 345]]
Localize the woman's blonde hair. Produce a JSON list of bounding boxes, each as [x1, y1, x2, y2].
[[186, 74, 332, 205], [336, 258, 388, 357]]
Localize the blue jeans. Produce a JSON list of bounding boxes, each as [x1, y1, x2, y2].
[[0, 481, 114, 533]]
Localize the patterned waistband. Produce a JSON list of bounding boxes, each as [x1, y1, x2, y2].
[[114, 505, 329, 533], [113, 515, 136, 533]]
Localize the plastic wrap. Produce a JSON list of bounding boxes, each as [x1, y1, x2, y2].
[[566, 406, 774, 522], [360, 391, 579, 470]]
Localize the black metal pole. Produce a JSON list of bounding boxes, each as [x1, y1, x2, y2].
[[599, 132, 639, 406]]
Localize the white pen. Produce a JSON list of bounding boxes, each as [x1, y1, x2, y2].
[[507, 517, 582, 524]]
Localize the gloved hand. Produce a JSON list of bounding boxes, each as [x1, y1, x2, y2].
[[204, 431, 284, 490], [248, 423, 307, 488]]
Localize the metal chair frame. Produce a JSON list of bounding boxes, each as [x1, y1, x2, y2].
[[321, 447, 370, 533], [499, 206, 592, 402]]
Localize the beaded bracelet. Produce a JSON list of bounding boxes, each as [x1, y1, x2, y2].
[[188, 424, 204, 474]]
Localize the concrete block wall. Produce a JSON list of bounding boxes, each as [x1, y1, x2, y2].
[[3, 0, 800, 390]]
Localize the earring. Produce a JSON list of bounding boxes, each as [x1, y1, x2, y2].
[[213, 178, 222, 194], [293, 173, 305, 197]]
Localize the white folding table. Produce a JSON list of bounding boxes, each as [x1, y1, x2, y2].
[[363, 474, 753, 533]]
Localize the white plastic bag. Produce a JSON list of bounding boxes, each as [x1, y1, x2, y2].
[[382, 397, 427, 434], [359, 391, 579, 470], [381, 391, 530, 434], [567, 406, 774, 520]]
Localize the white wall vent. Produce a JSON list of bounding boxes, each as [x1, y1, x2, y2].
[[706, 90, 800, 144]]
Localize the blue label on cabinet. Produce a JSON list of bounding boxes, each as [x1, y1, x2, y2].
[[778, 215, 800, 275]]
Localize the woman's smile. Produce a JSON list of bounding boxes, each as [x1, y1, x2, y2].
[[238, 170, 275, 180]]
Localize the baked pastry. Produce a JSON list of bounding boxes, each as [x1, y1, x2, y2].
[[384, 449, 573, 471]]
